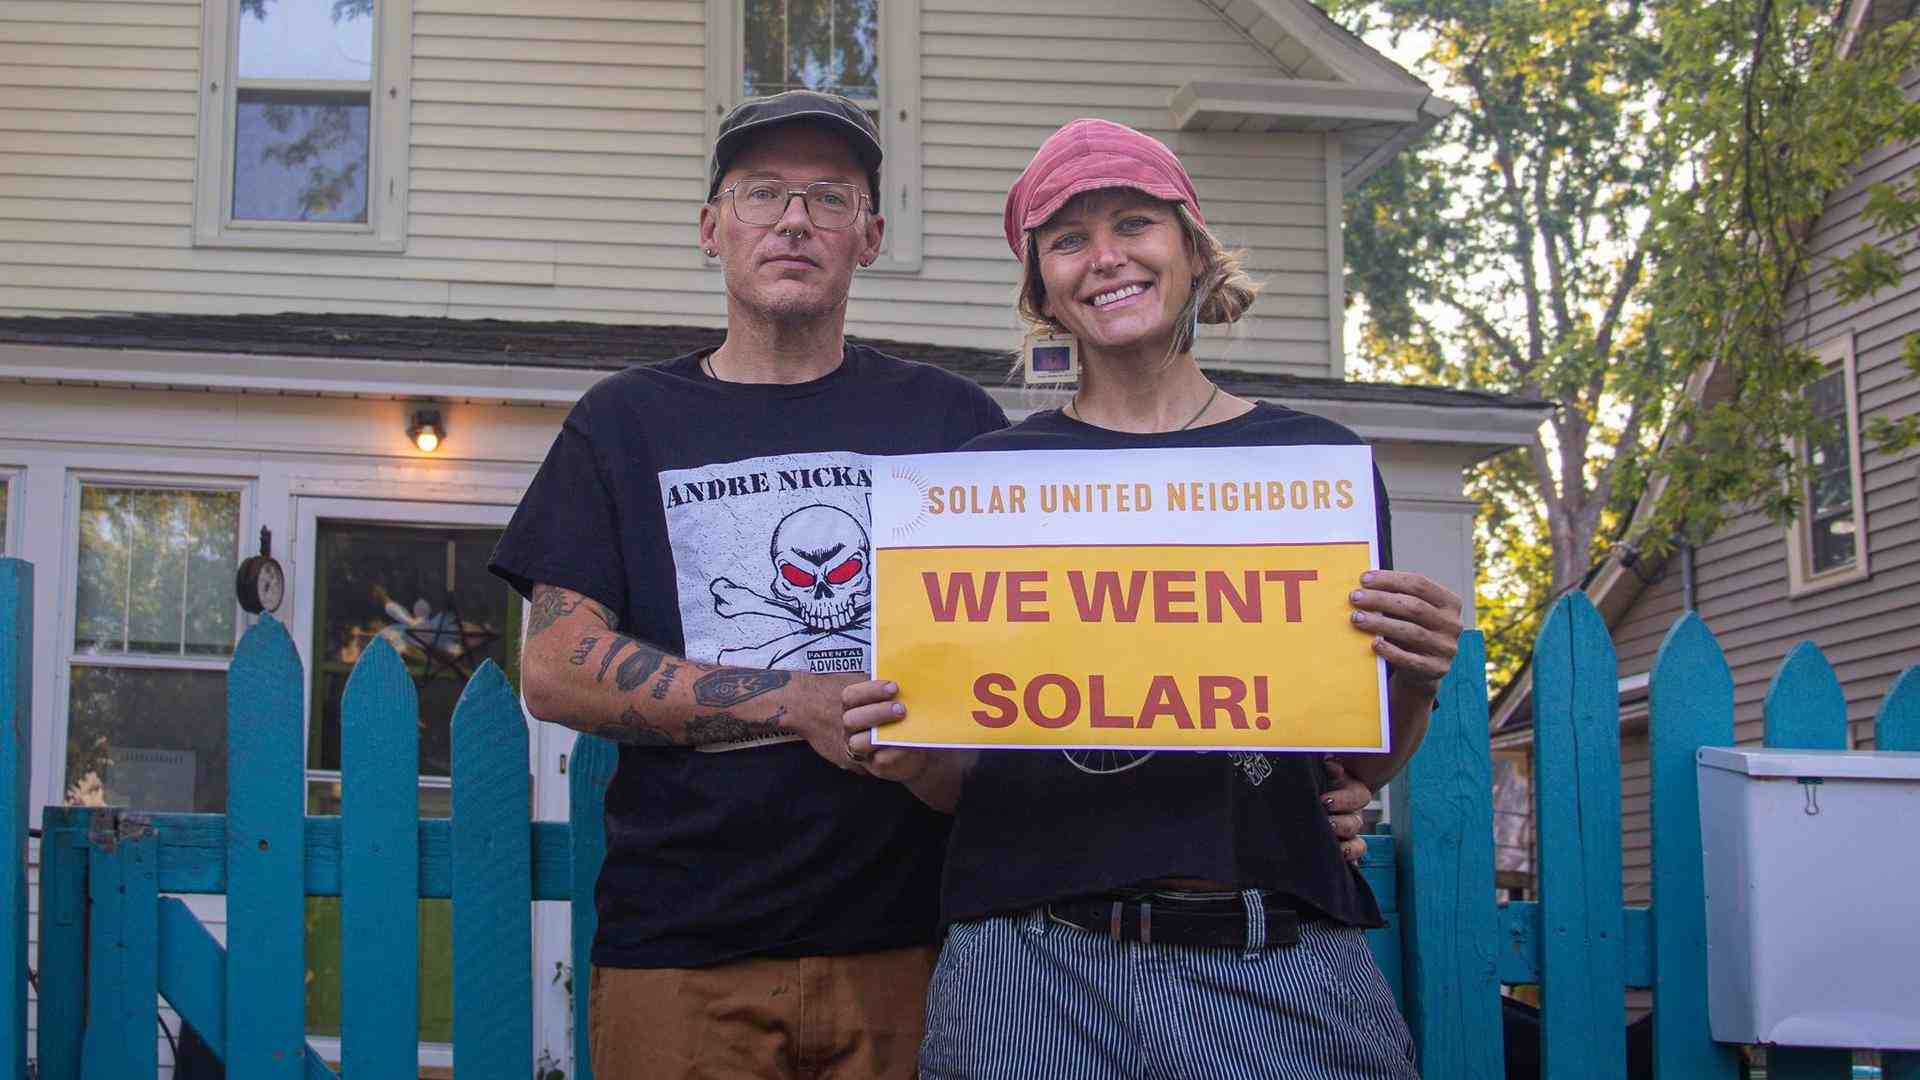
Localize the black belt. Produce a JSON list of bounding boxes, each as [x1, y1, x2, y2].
[[1044, 891, 1301, 950]]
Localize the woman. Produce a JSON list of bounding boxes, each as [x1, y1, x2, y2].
[[844, 119, 1462, 1079]]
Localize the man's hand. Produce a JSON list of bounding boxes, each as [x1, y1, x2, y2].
[[1322, 759, 1373, 866], [842, 680, 975, 812]]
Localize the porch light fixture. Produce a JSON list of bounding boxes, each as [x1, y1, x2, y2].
[[410, 409, 445, 453]]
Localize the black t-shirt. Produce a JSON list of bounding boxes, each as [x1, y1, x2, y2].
[[489, 344, 1008, 968], [940, 402, 1391, 929]]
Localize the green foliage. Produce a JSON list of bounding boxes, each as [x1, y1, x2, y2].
[[1332, 0, 1920, 686]]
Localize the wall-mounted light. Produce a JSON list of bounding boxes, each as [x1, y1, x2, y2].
[[410, 409, 445, 453]]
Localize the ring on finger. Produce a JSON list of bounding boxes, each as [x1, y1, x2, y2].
[[845, 736, 874, 765]]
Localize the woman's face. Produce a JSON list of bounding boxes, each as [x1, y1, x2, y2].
[[1034, 189, 1196, 357]]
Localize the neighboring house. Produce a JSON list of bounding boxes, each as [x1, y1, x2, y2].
[[1488, 0, 1920, 925], [0, 0, 1546, 1071]]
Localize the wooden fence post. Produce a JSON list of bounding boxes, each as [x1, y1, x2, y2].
[[79, 812, 159, 1080], [35, 807, 87, 1080], [1391, 629, 1502, 1079], [340, 637, 422, 1078], [1761, 641, 1853, 1079], [226, 613, 309, 1077], [568, 734, 619, 1080], [1647, 613, 1741, 1078], [1875, 666, 1920, 1080], [0, 558, 29, 1079], [1532, 592, 1626, 1079], [451, 660, 533, 1079]]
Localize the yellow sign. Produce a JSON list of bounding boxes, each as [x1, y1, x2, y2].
[[871, 446, 1389, 753]]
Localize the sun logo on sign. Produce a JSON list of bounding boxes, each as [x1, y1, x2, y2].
[[890, 464, 933, 542]]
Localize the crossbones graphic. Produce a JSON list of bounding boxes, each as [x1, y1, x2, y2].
[[710, 504, 872, 669]]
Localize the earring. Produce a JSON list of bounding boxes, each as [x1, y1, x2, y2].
[[1021, 325, 1080, 385]]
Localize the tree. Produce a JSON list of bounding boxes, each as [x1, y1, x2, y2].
[[1331, 0, 1671, 680], [1331, 0, 1920, 684]]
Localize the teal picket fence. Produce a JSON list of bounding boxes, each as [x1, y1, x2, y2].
[[4, 554, 1918, 1077]]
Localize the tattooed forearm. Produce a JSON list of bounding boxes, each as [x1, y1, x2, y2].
[[692, 669, 792, 708], [685, 707, 792, 746], [614, 647, 665, 692], [528, 585, 616, 638], [650, 662, 680, 701], [570, 636, 600, 665], [596, 638, 631, 682], [599, 704, 679, 747]]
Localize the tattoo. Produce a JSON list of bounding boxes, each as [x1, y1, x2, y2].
[[602, 704, 679, 747], [596, 639, 632, 682], [614, 646, 666, 692], [529, 585, 615, 638], [685, 707, 792, 746], [692, 669, 792, 708], [570, 636, 600, 666], [650, 661, 681, 701]]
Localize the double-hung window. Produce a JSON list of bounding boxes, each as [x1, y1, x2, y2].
[[707, 0, 923, 271], [61, 483, 244, 814], [1787, 337, 1870, 594], [195, 0, 412, 251]]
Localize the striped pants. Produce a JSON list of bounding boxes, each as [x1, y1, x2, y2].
[[920, 908, 1419, 1080]]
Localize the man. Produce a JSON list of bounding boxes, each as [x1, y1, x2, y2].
[[490, 91, 1007, 1079], [491, 91, 1378, 1079]]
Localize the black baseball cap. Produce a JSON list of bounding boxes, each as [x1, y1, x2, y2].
[[708, 90, 883, 201]]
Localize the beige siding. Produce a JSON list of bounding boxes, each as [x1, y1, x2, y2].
[[1603, 69, 1920, 905], [0, 0, 1343, 376]]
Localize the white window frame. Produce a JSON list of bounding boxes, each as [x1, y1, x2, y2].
[[54, 473, 253, 812], [705, 0, 923, 273], [1786, 335, 1871, 596], [194, 0, 413, 252], [0, 466, 20, 557]]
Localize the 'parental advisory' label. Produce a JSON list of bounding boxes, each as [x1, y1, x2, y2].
[[807, 647, 865, 674]]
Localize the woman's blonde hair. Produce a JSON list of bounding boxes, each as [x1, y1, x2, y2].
[[1014, 197, 1259, 379]]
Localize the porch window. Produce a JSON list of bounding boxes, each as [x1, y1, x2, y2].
[[194, 0, 412, 250], [1787, 337, 1869, 594], [63, 485, 243, 813], [707, 0, 923, 271]]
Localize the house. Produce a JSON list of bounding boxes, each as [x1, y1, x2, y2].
[[1487, 0, 1920, 932], [0, 0, 1546, 1071]]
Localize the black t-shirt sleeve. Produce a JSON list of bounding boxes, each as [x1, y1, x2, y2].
[[488, 406, 629, 616]]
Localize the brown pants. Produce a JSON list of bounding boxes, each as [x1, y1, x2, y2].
[[588, 945, 938, 1080]]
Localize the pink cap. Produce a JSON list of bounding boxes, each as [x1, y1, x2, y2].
[[1003, 119, 1205, 260]]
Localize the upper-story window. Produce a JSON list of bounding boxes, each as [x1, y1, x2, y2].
[[708, 0, 923, 271], [195, 0, 412, 251], [1787, 336, 1870, 594]]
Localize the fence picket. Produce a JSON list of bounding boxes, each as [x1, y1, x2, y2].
[[226, 614, 309, 1077], [1648, 613, 1741, 1078], [568, 733, 619, 1080], [1875, 666, 1920, 1080], [1762, 641, 1854, 1079], [80, 813, 158, 1080], [36, 807, 87, 1080], [1532, 592, 1626, 1079], [0, 559, 29, 1079], [1391, 630, 1502, 1079], [340, 637, 422, 1078], [451, 660, 533, 1078]]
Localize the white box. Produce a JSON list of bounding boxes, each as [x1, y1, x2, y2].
[[1698, 747, 1920, 1049]]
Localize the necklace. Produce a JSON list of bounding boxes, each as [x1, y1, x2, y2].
[[701, 351, 719, 380], [1069, 383, 1219, 432]]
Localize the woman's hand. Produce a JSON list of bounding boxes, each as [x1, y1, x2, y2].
[[1322, 759, 1373, 866], [1349, 570, 1463, 695], [842, 680, 977, 812]]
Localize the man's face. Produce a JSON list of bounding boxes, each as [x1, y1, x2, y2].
[[699, 124, 885, 325]]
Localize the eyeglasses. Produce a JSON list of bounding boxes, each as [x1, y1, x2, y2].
[[712, 179, 872, 230]]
